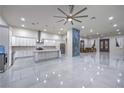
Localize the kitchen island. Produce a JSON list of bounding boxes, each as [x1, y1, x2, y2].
[[33, 49, 61, 62]]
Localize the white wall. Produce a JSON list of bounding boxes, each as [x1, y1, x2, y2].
[[62, 34, 66, 41], [99, 36, 124, 53], [0, 6, 8, 26], [66, 30, 73, 57], [40, 32, 63, 49], [88, 38, 99, 51], [40, 32, 62, 40], [83, 36, 124, 55], [80, 37, 99, 52], [109, 36, 124, 56], [0, 7, 9, 52], [0, 16, 7, 26], [80, 37, 89, 48]]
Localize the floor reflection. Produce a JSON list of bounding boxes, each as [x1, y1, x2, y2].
[[0, 52, 124, 88], [99, 52, 110, 66]]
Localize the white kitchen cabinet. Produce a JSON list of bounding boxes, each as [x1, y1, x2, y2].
[[12, 36, 36, 46]]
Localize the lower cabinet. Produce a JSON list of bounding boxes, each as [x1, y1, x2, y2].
[[14, 50, 34, 59], [34, 50, 60, 62]]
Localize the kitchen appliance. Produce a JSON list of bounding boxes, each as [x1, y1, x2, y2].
[[60, 43, 65, 54]]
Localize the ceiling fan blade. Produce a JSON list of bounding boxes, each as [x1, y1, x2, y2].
[[69, 5, 74, 14], [64, 21, 67, 25], [57, 8, 68, 16], [74, 15, 88, 18], [71, 21, 73, 25], [53, 16, 66, 18], [73, 7, 87, 16], [56, 19, 65, 23], [73, 18, 82, 23]]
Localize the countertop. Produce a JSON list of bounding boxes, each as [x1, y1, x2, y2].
[[34, 49, 60, 53]]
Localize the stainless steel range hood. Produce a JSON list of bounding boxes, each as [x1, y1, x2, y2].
[[36, 30, 43, 43]]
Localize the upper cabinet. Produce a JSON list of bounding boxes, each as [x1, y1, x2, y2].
[[12, 36, 36, 46]]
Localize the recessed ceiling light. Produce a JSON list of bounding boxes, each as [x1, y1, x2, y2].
[[82, 26, 85, 29], [21, 24, 25, 27], [21, 17, 25, 21], [113, 24, 117, 27], [108, 16, 114, 20], [60, 28, 63, 31], [90, 29, 93, 32], [116, 29, 120, 32], [96, 32, 99, 35], [52, 71, 55, 74], [43, 29, 47, 31]]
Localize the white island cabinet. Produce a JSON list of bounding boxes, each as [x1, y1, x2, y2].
[[33, 49, 61, 62]]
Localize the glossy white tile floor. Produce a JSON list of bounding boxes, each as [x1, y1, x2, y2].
[[0, 52, 124, 88]]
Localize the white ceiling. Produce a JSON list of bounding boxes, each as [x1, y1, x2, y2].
[[1, 5, 124, 37]]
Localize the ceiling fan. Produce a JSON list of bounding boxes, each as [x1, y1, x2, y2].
[[54, 5, 88, 25]]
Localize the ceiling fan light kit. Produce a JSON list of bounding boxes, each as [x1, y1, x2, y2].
[[54, 5, 88, 25]]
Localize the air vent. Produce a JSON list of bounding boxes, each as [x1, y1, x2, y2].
[[32, 22, 39, 25], [91, 17, 96, 20]]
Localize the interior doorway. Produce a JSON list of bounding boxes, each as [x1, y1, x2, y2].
[[100, 39, 109, 52]]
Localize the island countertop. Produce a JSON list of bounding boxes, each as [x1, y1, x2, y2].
[[34, 49, 60, 53], [33, 49, 61, 62]]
